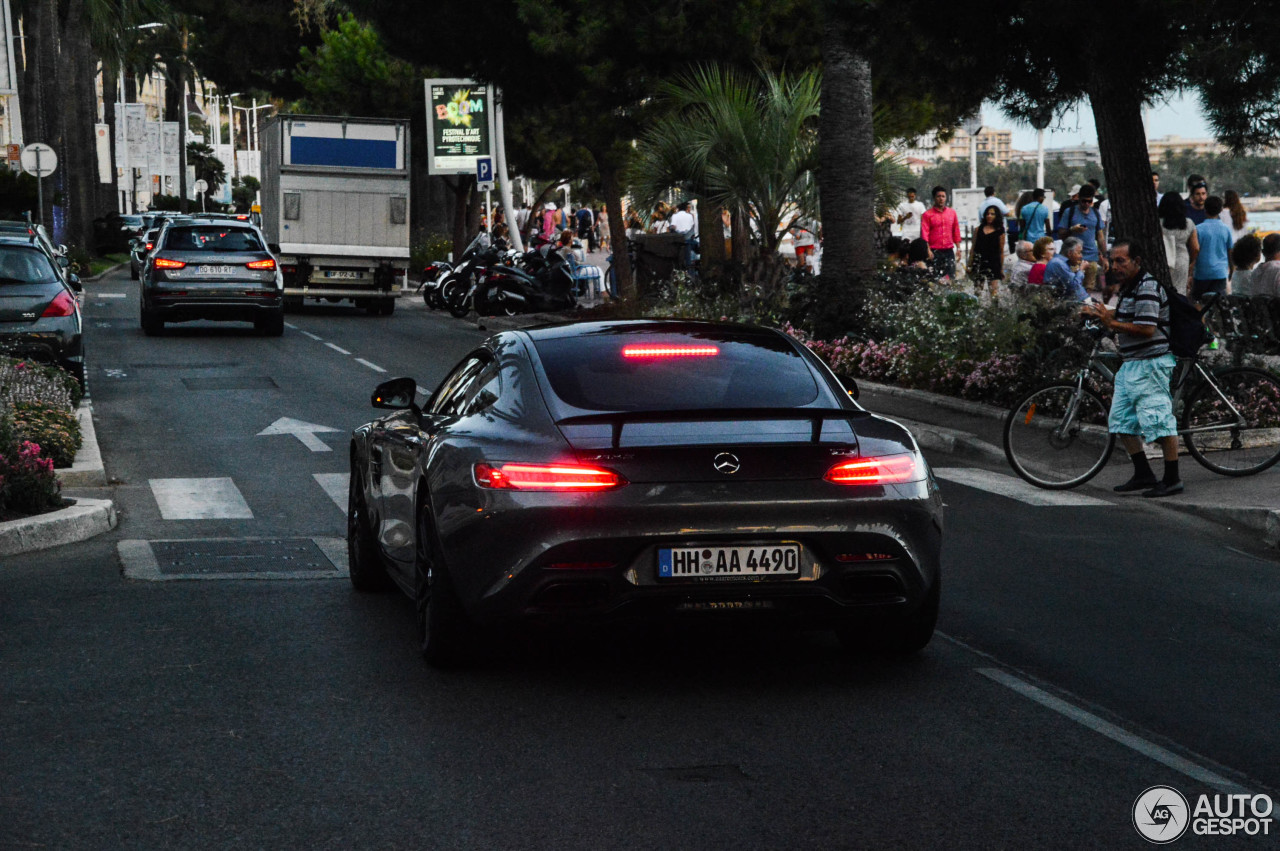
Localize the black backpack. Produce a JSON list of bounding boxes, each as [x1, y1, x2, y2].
[[1152, 278, 1213, 357]]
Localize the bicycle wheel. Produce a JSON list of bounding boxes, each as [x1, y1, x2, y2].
[[1004, 382, 1116, 489], [1182, 367, 1280, 476]]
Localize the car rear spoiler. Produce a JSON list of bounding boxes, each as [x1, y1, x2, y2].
[[556, 407, 869, 448]]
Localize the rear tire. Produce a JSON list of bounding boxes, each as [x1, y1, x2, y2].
[[415, 505, 476, 668], [140, 305, 163, 336], [347, 471, 393, 592], [836, 578, 939, 656], [255, 311, 285, 336]]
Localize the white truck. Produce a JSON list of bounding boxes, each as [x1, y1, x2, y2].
[[259, 114, 411, 315]]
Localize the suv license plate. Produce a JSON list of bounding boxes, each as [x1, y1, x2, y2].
[[197, 265, 237, 276], [658, 544, 800, 580], [324, 270, 361, 279]]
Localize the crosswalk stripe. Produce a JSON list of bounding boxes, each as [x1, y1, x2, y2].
[[149, 477, 254, 520], [313, 473, 347, 512], [932, 467, 1112, 507]]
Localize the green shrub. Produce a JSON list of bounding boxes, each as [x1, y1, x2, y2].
[[11, 402, 81, 468], [411, 230, 453, 267]]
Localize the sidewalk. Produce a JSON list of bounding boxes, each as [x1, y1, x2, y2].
[[858, 380, 1280, 549]]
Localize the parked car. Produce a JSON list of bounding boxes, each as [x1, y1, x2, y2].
[[129, 228, 161, 280], [140, 218, 284, 336], [0, 235, 85, 386], [0, 219, 67, 264], [346, 319, 943, 667]]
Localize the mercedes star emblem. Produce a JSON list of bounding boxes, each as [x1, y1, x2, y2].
[[713, 452, 741, 474]]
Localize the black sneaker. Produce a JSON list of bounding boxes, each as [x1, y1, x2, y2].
[[1114, 476, 1158, 493], [1142, 480, 1184, 498]]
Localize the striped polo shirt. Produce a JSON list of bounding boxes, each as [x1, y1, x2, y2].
[[1114, 273, 1169, 360]]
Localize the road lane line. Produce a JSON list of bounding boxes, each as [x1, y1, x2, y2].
[[933, 467, 1112, 507], [313, 473, 347, 512], [325, 342, 351, 355], [284, 322, 297, 329], [149, 478, 254, 520], [354, 358, 386, 373], [299, 330, 321, 340], [977, 668, 1248, 793], [95, 293, 127, 298]]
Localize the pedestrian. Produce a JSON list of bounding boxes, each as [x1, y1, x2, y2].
[[597, 205, 611, 252], [920, 185, 960, 280], [1081, 239, 1183, 498], [791, 221, 817, 268], [1007, 240, 1035, 287], [1054, 183, 1108, 292], [968, 204, 1006, 299], [542, 203, 557, 241], [1053, 184, 1081, 235], [576, 204, 596, 251], [1243, 233, 1280, 297], [1027, 236, 1055, 285], [1229, 234, 1262, 294], [896, 187, 927, 241], [514, 202, 531, 236], [669, 201, 695, 235], [1221, 189, 1252, 243], [1043, 236, 1088, 301], [1192, 195, 1233, 301], [1159, 191, 1199, 295], [1017, 188, 1051, 242], [649, 210, 670, 234], [1152, 170, 1163, 206], [1184, 175, 1209, 225], [977, 185, 1008, 219]]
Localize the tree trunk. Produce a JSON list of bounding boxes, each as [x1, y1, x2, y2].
[[20, 1, 59, 229], [1086, 74, 1167, 288], [817, 26, 876, 288], [59, 5, 99, 251], [597, 159, 633, 300], [730, 206, 753, 265], [176, 55, 189, 214], [696, 200, 725, 271], [447, 175, 474, 260], [103, 64, 120, 215]]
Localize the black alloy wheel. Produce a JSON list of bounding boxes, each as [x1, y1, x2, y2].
[[414, 503, 475, 667], [347, 470, 393, 592]]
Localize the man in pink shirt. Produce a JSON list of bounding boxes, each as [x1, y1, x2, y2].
[[920, 185, 960, 279]]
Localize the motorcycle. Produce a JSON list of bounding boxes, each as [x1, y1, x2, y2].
[[418, 260, 454, 309], [443, 237, 577, 317]]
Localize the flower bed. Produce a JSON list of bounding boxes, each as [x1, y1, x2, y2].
[[0, 358, 82, 519]]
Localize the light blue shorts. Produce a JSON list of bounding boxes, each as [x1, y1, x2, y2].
[[1109, 353, 1178, 441]]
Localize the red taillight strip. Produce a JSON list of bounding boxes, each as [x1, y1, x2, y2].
[[41, 290, 77, 318], [474, 462, 625, 491], [246, 258, 276, 270], [824, 454, 920, 485], [621, 345, 719, 359], [154, 257, 186, 269]]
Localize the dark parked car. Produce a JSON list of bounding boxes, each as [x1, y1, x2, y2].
[[0, 235, 85, 385], [347, 320, 943, 666], [130, 228, 160, 280], [140, 218, 284, 336]]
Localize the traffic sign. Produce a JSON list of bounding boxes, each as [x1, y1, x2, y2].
[[20, 143, 57, 177], [476, 156, 494, 191], [193, 179, 209, 193], [6, 144, 20, 163]]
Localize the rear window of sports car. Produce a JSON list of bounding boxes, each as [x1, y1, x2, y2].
[[532, 330, 820, 412]]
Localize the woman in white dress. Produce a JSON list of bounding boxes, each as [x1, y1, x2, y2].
[[1159, 191, 1199, 294]]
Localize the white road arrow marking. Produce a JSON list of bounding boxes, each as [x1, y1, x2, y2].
[[257, 417, 339, 452]]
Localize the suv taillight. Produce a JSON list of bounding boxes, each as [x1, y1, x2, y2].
[[154, 257, 186, 269], [246, 258, 276, 270]]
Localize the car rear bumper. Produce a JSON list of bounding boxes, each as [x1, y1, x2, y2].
[[0, 322, 82, 364], [435, 480, 943, 628], [146, 292, 283, 322]]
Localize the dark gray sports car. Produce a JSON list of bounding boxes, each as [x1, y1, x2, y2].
[[347, 320, 943, 666]]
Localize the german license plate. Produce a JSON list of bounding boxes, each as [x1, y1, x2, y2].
[[197, 265, 236, 276], [324, 270, 361, 279], [658, 544, 801, 580]]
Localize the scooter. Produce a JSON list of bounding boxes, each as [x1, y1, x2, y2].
[[418, 260, 453, 309]]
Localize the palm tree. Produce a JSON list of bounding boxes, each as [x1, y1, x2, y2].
[[630, 65, 822, 276]]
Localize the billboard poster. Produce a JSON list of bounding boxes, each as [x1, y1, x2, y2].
[[424, 78, 492, 176], [162, 122, 179, 175], [114, 103, 148, 168], [145, 121, 162, 180]]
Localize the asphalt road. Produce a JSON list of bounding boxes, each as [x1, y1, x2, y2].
[[1, 267, 1276, 849]]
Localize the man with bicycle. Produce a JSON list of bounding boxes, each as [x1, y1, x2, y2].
[[1081, 240, 1183, 497]]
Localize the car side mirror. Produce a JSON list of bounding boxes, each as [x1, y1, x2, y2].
[[68, 274, 83, 292], [58, 255, 70, 268], [836, 374, 860, 401], [57, 244, 69, 256], [371, 377, 418, 410]]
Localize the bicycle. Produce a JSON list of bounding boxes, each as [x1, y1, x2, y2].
[[1003, 307, 1280, 489]]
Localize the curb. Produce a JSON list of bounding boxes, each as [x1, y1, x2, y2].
[[1158, 504, 1280, 549], [886, 414, 1009, 467], [859, 379, 1008, 422], [0, 497, 118, 557], [80, 262, 126, 283], [58, 400, 106, 487]]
